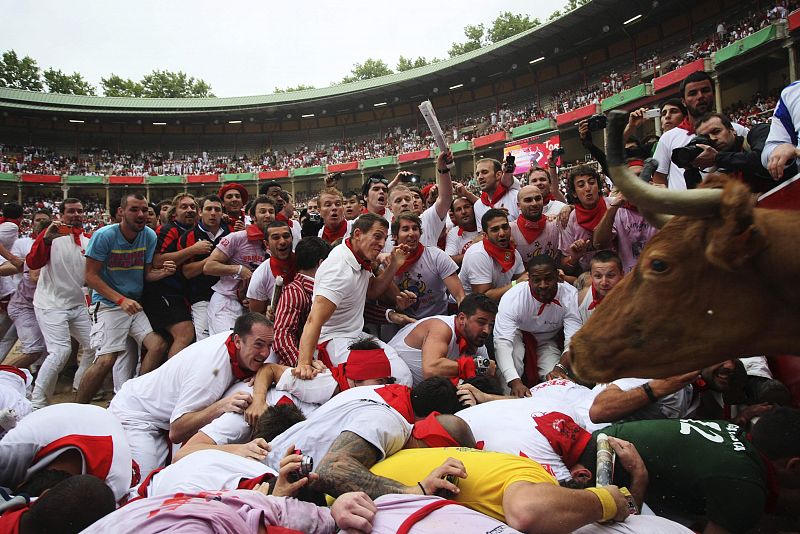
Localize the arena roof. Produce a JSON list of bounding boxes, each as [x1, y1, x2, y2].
[[0, 0, 682, 119]]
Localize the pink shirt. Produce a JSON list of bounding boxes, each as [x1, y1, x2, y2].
[[211, 230, 267, 297], [613, 207, 658, 273], [510, 219, 563, 265], [559, 198, 614, 272]]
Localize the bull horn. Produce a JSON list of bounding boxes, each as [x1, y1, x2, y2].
[[605, 110, 722, 217]]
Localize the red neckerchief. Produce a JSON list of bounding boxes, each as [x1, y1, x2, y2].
[[530, 285, 561, 316], [395, 244, 424, 276], [621, 201, 638, 212], [677, 116, 696, 135], [245, 225, 265, 242], [224, 333, 255, 380], [321, 219, 347, 243], [482, 237, 516, 273], [70, 225, 85, 246], [0, 504, 29, 534], [0, 365, 27, 382], [275, 212, 293, 228], [330, 364, 351, 392], [545, 193, 555, 203], [587, 284, 603, 311], [0, 217, 21, 228], [227, 209, 245, 223], [574, 199, 607, 232], [344, 238, 372, 270], [516, 214, 546, 244], [270, 254, 296, 282], [412, 412, 460, 447], [532, 411, 591, 468], [479, 182, 508, 207], [374, 384, 415, 424]]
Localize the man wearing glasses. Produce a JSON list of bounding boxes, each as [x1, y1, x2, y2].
[[361, 174, 392, 223]]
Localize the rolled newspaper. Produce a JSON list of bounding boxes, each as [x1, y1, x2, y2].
[[268, 276, 284, 315], [595, 433, 615, 487], [418, 100, 454, 168]]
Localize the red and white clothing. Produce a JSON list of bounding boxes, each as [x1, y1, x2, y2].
[[559, 197, 614, 272], [457, 379, 601, 481], [199, 381, 317, 447], [108, 332, 243, 474], [27, 231, 94, 409], [265, 385, 414, 472], [509, 216, 562, 265], [473, 178, 521, 231], [208, 230, 266, 335], [273, 273, 314, 366], [0, 403, 133, 502], [317, 219, 354, 244], [494, 282, 580, 383], [444, 226, 480, 258], [388, 315, 489, 386], [611, 205, 657, 273], [0, 366, 32, 437], [246, 256, 296, 306], [459, 241, 525, 296], [314, 241, 371, 344], [393, 247, 458, 319], [136, 449, 276, 498]]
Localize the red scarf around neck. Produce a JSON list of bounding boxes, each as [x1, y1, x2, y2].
[[587, 284, 603, 311], [530, 286, 561, 316], [574, 200, 607, 232], [270, 254, 296, 282], [245, 225, 265, 242], [482, 237, 516, 273], [321, 220, 347, 243], [69, 225, 85, 246], [374, 384, 415, 424], [479, 182, 508, 207], [224, 334, 255, 380], [0, 217, 21, 228], [395, 244, 424, 277], [344, 238, 372, 270], [677, 116, 696, 135], [275, 212, 293, 228], [516, 215, 546, 244]]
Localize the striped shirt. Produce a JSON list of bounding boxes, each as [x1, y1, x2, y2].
[[272, 273, 314, 366]]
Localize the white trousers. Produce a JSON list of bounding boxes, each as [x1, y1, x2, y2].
[[207, 293, 243, 336], [191, 301, 209, 341]]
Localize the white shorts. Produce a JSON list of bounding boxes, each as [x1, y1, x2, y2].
[[90, 303, 153, 358], [191, 301, 209, 341], [207, 293, 244, 336], [109, 402, 169, 476], [7, 305, 45, 354]]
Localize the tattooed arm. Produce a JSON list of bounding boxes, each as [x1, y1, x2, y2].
[[312, 431, 415, 499]]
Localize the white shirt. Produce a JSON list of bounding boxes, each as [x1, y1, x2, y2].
[[0, 403, 133, 502], [265, 385, 413, 472], [32, 233, 91, 310], [246, 257, 286, 305], [473, 178, 522, 231], [394, 247, 458, 319], [459, 240, 525, 296], [109, 332, 236, 429], [509, 218, 562, 265], [419, 205, 447, 248], [0, 237, 32, 302], [445, 226, 480, 258], [313, 242, 372, 343]]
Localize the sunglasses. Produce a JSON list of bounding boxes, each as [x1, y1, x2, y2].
[[367, 176, 389, 185]]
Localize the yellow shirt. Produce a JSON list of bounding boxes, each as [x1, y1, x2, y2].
[[370, 447, 557, 521]]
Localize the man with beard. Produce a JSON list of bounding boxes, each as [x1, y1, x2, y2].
[[459, 209, 526, 302], [389, 212, 463, 320], [142, 194, 210, 357], [388, 293, 496, 386], [362, 174, 392, 222], [526, 166, 566, 217], [444, 196, 480, 266], [652, 72, 748, 189], [559, 166, 612, 274], [76, 193, 173, 404], [203, 196, 274, 335], [317, 188, 352, 245], [510, 185, 562, 266], [247, 220, 296, 315], [218, 182, 248, 231], [178, 195, 230, 341], [494, 255, 580, 396], [472, 158, 520, 231]]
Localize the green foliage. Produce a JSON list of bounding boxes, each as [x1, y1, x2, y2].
[[548, 10, 563, 21], [487, 12, 540, 43], [0, 50, 43, 91], [341, 58, 393, 84], [140, 70, 214, 98], [274, 84, 316, 93], [101, 75, 144, 97], [396, 56, 432, 72], [43, 68, 96, 95]]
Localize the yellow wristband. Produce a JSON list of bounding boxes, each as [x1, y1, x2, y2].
[[585, 487, 617, 522]]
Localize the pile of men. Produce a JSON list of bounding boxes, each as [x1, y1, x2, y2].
[[0, 70, 798, 534]]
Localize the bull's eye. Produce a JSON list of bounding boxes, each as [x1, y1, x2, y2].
[[650, 259, 669, 273]]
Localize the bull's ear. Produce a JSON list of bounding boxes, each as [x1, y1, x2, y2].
[[705, 179, 766, 270]]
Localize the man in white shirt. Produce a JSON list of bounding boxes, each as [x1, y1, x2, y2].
[[527, 165, 567, 217], [108, 313, 273, 474], [494, 255, 580, 397], [472, 158, 521, 231], [510, 185, 563, 266], [445, 196, 480, 266]]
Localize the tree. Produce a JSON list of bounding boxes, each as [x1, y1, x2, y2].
[[448, 23, 486, 57], [548, 9, 563, 21], [0, 50, 43, 91], [397, 56, 431, 72], [43, 68, 96, 95], [273, 84, 316, 93], [341, 58, 393, 83], [140, 70, 214, 98], [101, 74, 144, 97], [487, 12, 540, 42]]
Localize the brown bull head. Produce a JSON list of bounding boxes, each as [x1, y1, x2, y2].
[[569, 111, 800, 382]]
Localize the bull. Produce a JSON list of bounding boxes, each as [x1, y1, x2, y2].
[[569, 110, 800, 383]]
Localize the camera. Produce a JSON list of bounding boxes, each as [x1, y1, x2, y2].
[[436, 473, 460, 499], [400, 173, 419, 183], [474, 356, 491, 376], [503, 154, 516, 173], [307, 212, 321, 224], [287, 449, 314, 482], [551, 147, 565, 158], [587, 114, 608, 131], [670, 135, 713, 168]]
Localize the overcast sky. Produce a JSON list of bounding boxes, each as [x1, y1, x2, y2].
[[2, 0, 568, 97]]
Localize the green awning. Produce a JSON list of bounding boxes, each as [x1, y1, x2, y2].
[[66, 175, 104, 185], [362, 156, 397, 169], [0, 173, 17, 182], [221, 172, 255, 182], [512, 118, 556, 139], [714, 24, 779, 65], [449, 141, 472, 153], [146, 175, 184, 185], [291, 166, 326, 177], [601, 83, 651, 112]]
